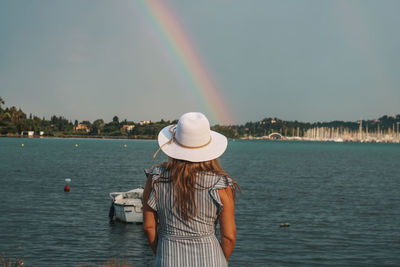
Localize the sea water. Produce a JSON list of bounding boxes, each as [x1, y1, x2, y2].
[[0, 138, 399, 266]]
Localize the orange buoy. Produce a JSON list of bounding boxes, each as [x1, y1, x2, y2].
[[64, 184, 70, 192]]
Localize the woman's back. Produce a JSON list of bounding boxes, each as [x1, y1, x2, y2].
[[146, 166, 232, 266], [148, 166, 232, 237]]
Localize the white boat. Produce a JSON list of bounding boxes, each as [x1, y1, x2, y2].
[[109, 187, 144, 223]]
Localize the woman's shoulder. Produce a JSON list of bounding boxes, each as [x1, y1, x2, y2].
[[145, 163, 166, 177], [198, 171, 232, 189], [145, 163, 167, 185]]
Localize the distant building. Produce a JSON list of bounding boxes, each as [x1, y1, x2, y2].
[[121, 125, 135, 132], [21, 131, 35, 136], [139, 120, 151, 125], [75, 123, 90, 132]]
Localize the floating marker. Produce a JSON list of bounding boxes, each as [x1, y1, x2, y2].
[[64, 184, 70, 192], [65, 178, 71, 182], [124, 144, 127, 148], [75, 144, 79, 147], [21, 144, 24, 147]]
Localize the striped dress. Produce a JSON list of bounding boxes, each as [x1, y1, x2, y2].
[[147, 166, 233, 267]]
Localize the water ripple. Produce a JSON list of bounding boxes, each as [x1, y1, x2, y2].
[[1, 138, 399, 266]]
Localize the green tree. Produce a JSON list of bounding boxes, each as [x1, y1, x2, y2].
[[113, 116, 119, 123], [0, 120, 17, 134], [2, 112, 11, 121], [103, 116, 122, 135], [92, 119, 105, 135], [0, 96, 4, 110]]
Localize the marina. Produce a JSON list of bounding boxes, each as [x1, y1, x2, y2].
[[244, 120, 400, 143]]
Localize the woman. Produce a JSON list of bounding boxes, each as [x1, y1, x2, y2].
[[143, 112, 239, 266]]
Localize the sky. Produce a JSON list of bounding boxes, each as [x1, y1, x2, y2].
[[0, 0, 399, 125]]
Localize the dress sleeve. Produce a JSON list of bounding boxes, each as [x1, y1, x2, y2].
[[209, 176, 233, 216], [145, 166, 163, 212]]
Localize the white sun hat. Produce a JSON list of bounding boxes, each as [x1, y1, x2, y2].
[[154, 112, 228, 162]]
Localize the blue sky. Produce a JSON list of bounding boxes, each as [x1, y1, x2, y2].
[[0, 0, 399, 125]]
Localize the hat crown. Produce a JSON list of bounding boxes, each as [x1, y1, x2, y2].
[[175, 112, 211, 147]]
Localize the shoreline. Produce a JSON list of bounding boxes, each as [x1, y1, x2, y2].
[[1, 134, 399, 144], [0, 134, 154, 140]]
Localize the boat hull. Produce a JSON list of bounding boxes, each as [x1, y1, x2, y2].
[[109, 187, 144, 223], [113, 203, 143, 223]]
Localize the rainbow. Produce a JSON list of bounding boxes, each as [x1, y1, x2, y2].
[[136, 0, 233, 125]]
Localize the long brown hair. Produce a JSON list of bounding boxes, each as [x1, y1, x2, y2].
[[156, 158, 239, 221]]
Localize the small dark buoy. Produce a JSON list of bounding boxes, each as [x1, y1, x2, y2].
[[64, 184, 70, 192], [280, 223, 290, 227]]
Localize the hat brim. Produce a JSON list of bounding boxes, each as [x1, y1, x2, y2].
[[157, 125, 228, 162]]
